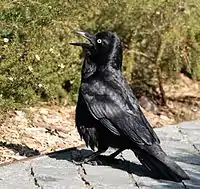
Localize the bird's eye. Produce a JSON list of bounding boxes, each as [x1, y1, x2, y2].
[[97, 39, 102, 44]]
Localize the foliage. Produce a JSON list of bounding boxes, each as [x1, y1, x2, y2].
[[0, 0, 200, 109]]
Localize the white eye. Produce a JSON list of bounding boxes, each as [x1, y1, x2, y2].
[[97, 39, 102, 43]]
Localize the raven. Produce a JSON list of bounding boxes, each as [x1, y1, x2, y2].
[[70, 31, 189, 182]]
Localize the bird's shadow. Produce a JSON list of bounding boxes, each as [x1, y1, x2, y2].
[[0, 141, 40, 157], [48, 147, 159, 179]]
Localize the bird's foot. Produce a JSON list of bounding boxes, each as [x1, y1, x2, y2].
[[81, 156, 115, 166], [72, 157, 100, 166], [72, 150, 120, 166], [98, 155, 119, 164], [72, 159, 84, 165]]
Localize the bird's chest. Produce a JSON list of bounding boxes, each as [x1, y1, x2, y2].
[[81, 78, 126, 109], [81, 79, 108, 100]]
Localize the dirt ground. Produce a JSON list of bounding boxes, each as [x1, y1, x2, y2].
[[0, 74, 199, 164]]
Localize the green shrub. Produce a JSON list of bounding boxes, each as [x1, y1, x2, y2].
[[0, 0, 200, 109]]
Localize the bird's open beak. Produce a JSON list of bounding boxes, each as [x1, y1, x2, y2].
[[70, 31, 95, 48]]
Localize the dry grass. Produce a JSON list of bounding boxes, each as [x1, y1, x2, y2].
[[0, 105, 83, 164]]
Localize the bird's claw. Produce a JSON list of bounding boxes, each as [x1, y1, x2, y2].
[[72, 157, 103, 166], [72, 159, 84, 165], [72, 154, 118, 166]]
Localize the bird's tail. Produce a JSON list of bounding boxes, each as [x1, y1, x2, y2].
[[133, 144, 189, 182]]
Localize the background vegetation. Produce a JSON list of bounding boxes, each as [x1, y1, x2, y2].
[[1, 0, 200, 109]]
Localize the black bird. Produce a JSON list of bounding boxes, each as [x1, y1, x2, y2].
[[70, 31, 189, 182]]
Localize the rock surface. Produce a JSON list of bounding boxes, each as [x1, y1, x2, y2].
[[0, 120, 200, 189]]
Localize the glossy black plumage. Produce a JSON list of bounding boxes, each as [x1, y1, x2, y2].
[[71, 31, 189, 182]]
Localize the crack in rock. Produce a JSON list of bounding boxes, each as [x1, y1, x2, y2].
[[177, 126, 198, 189], [182, 181, 189, 189], [71, 151, 93, 189], [192, 144, 200, 154], [177, 126, 200, 154], [128, 172, 140, 188], [77, 165, 93, 189], [121, 154, 140, 188], [30, 166, 44, 189]]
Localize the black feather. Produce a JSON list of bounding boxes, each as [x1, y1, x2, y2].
[[72, 31, 189, 182]]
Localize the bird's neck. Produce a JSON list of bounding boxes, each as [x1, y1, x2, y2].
[[81, 48, 123, 80], [81, 58, 97, 80]]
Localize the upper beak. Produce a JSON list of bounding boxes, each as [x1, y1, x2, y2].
[[70, 31, 95, 48]]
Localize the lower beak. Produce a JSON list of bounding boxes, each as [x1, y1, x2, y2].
[[70, 31, 95, 48]]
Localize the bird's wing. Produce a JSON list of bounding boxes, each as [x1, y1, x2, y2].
[[81, 76, 160, 145]]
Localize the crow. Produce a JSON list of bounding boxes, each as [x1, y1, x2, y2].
[[70, 31, 189, 182]]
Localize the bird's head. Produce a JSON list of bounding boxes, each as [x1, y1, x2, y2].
[[70, 31, 123, 69]]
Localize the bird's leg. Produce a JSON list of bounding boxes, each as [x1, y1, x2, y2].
[[109, 148, 124, 159], [89, 148, 124, 164], [73, 149, 106, 165], [83, 150, 104, 163], [92, 148, 125, 165], [73, 149, 124, 165]]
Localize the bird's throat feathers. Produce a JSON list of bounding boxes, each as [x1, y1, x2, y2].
[[81, 48, 123, 79], [81, 58, 97, 79]]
